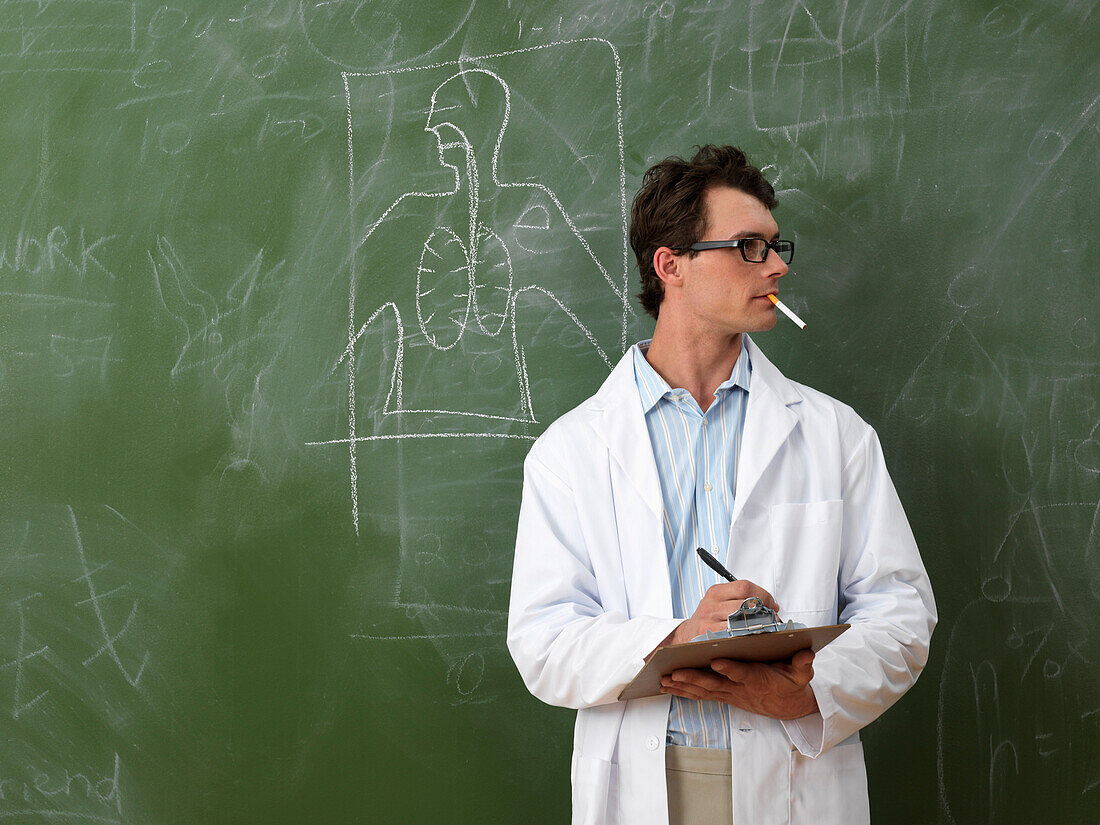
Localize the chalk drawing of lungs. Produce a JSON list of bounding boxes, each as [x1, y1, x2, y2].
[[415, 224, 513, 346], [415, 227, 471, 351], [409, 221, 520, 416]]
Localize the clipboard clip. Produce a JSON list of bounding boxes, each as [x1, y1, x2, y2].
[[693, 597, 800, 642]]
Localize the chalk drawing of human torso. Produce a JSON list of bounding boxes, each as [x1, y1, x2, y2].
[[355, 67, 615, 428]]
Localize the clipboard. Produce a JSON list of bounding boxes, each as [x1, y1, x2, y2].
[[617, 623, 850, 701]]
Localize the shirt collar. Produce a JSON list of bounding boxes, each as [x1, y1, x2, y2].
[[631, 338, 751, 415]]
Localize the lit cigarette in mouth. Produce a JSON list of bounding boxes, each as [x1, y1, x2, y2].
[[768, 293, 807, 330]]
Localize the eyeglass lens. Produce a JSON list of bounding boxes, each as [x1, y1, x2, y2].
[[742, 239, 794, 264]]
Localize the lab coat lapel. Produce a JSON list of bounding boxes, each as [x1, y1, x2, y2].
[[732, 335, 802, 527], [588, 355, 663, 520], [587, 353, 672, 617]]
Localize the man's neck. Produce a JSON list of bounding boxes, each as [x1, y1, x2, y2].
[[644, 321, 744, 412]]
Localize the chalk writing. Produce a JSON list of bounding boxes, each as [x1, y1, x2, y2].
[[0, 0, 135, 66], [0, 752, 123, 821], [2, 594, 50, 719], [1, 226, 120, 386], [69, 507, 149, 689], [0, 226, 117, 281]]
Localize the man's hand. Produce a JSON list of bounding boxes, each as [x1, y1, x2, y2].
[[658, 649, 819, 720], [658, 580, 780, 649]]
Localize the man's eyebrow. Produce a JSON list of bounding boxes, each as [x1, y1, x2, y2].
[[728, 229, 781, 241]]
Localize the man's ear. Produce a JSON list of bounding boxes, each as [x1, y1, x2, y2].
[[653, 246, 683, 288]]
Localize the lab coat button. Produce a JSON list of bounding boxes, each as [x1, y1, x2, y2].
[[645, 736, 660, 751]]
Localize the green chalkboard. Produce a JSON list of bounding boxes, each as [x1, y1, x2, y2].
[[1, 1, 1097, 823]]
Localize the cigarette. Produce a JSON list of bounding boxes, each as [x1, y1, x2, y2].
[[767, 293, 807, 329]]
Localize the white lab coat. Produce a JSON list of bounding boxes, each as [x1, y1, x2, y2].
[[507, 335, 936, 825]]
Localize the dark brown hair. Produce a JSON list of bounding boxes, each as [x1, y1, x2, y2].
[[629, 145, 778, 319]]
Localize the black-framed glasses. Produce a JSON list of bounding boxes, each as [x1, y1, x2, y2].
[[679, 238, 795, 264]]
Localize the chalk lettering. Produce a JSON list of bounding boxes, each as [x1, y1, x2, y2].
[[0, 753, 122, 816]]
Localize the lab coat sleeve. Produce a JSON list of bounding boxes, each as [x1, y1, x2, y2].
[[783, 423, 937, 756], [507, 449, 681, 709]]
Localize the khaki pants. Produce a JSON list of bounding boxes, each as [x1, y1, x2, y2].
[[665, 745, 734, 825]]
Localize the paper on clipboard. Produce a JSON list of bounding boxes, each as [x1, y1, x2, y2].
[[617, 624, 849, 701]]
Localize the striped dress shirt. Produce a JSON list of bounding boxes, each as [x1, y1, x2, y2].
[[631, 339, 751, 749]]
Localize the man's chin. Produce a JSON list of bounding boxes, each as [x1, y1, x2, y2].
[[744, 313, 780, 334]]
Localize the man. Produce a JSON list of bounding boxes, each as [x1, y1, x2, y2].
[[507, 145, 936, 825]]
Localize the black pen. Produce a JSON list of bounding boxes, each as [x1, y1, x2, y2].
[[696, 547, 738, 582]]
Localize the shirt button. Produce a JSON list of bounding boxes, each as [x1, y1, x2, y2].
[[703, 482, 712, 492], [645, 736, 661, 751]]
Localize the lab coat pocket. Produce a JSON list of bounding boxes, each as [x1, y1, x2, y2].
[[770, 500, 843, 615], [572, 755, 616, 825], [789, 737, 869, 824]]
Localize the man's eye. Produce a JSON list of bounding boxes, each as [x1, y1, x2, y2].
[[741, 239, 767, 261]]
